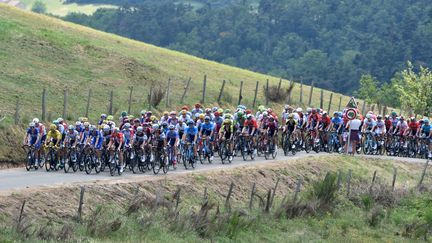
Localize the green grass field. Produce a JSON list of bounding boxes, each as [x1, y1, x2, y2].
[[0, 4, 359, 125], [20, 0, 116, 16]]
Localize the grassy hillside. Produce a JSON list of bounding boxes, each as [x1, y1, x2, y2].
[[0, 4, 357, 126], [20, 0, 116, 16]]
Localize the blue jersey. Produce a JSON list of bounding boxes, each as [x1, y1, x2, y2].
[[27, 128, 40, 140], [90, 130, 103, 149], [331, 117, 343, 129], [122, 129, 134, 145], [165, 130, 179, 145], [81, 129, 91, 143], [200, 122, 214, 136], [184, 126, 198, 142], [421, 124, 431, 135]]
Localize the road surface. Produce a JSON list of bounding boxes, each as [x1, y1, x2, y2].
[[0, 151, 427, 191]]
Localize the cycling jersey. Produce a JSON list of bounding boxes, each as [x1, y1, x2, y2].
[[308, 114, 320, 128], [133, 132, 147, 145], [331, 117, 343, 130], [65, 130, 79, 143], [167, 117, 178, 127], [321, 116, 331, 129], [165, 130, 179, 145], [396, 121, 408, 135], [200, 122, 214, 137], [110, 132, 124, 145], [409, 121, 419, 131], [80, 128, 91, 143], [27, 127, 40, 147], [286, 119, 297, 132], [46, 130, 62, 144], [184, 126, 198, 142], [421, 124, 431, 135], [122, 128, 134, 145], [244, 119, 258, 129], [363, 119, 375, 130], [90, 130, 103, 149]]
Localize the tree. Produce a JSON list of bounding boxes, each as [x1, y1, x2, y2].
[[355, 74, 378, 104], [396, 62, 432, 116], [31, 0, 47, 14]]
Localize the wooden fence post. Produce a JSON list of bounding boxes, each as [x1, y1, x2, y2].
[[249, 182, 256, 210], [108, 90, 113, 115], [265, 79, 269, 105], [14, 97, 20, 125], [293, 178, 302, 203], [299, 79, 303, 104], [128, 86, 133, 113], [165, 79, 171, 108], [270, 178, 280, 207], [418, 159, 430, 189], [308, 82, 314, 107], [17, 200, 26, 229], [180, 77, 191, 104], [238, 81, 243, 105], [225, 182, 234, 212], [63, 89, 68, 119], [201, 74, 207, 104], [320, 89, 324, 109], [277, 78, 282, 97], [347, 169, 352, 197], [328, 93, 333, 113], [85, 89, 92, 118], [252, 81, 259, 108], [42, 88, 46, 121], [77, 186, 85, 222], [392, 167, 397, 191], [264, 189, 272, 213], [217, 79, 226, 104], [338, 96, 342, 111], [147, 86, 153, 110]]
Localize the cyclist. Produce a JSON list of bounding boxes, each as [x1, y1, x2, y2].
[[362, 114, 377, 148], [45, 124, 62, 161], [199, 116, 215, 161], [161, 111, 170, 124], [167, 111, 178, 127], [183, 120, 198, 158], [284, 114, 297, 149], [372, 115, 386, 148], [89, 125, 103, 160], [179, 110, 190, 123], [319, 112, 331, 148], [242, 114, 258, 154], [266, 115, 278, 151], [132, 126, 147, 155], [23, 122, 41, 165], [191, 103, 203, 118], [165, 124, 179, 168], [307, 108, 321, 143], [219, 118, 234, 161], [107, 127, 125, 173], [419, 120, 431, 158], [64, 125, 79, 149]]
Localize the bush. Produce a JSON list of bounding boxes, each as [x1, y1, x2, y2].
[[264, 82, 294, 103], [309, 172, 339, 212], [150, 87, 165, 108], [31, 1, 46, 14]]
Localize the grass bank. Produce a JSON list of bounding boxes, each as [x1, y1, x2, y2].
[[0, 155, 431, 242]]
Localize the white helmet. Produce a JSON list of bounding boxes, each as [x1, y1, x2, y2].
[[306, 107, 312, 113], [103, 125, 110, 132], [366, 114, 372, 119], [296, 108, 303, 112], [32, 118, 39, 124]]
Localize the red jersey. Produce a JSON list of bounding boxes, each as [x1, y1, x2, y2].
[[244, 119, 258, 129], [266, 121, 278, 130], [409, 121, 419, 130], [110, 132, 124, 143], [321, 116, 331, 127]]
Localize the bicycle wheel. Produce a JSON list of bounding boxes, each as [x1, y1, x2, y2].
[[271, 141, 277, 159], [241, 143, 247, 161], [94, 156, 101, 174], [45, 152, 51, 171], [64, 154, 71, 173], [152, 151, 161, 175], [25, 150, 33, 171], [183, 149, 189, 170], [78, 153, 85, 172], [162, 155, 168, 174], [84, 155, 92, 174], [220, 142, 227, 164]]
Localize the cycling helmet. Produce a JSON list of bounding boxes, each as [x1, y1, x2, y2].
[[29, 122, 35, 127], [170, 111, 177, 116], [182, 105, 189, 111], [75, 121, 81, 126], [101, 114, 107, 119], [50, 124, 57, 130], [121, 111, 127, 117], [366, 114, 372, 119], [124, 123, 131, 129], [391, 111, 397, 116], [224, 109, 231, 114], [205, 108, 211, 113], [68, 125, 75, 130], [410, 117, 416, 121], [137, 126, 144, 132], [237, 111, 244, 117], [57, 118, 64, 123], [83, 122, 90, 127], [103, 125, 110, 132], [162, 122, 168, 127], [333, 112, 339, 116], [269, 115, 274, 120], [163, 111, 169, 116], [425, 119, 430, 124], [284, 105, 290, 110], [181, 110, 187, 115], [147, 111, 153, 115], [316, 108, 321, 113], [217, 108, 223, 114], [307, 107, 312, 113], [133, 118, 140, 123], [195, 103, 201, 108], [199, 114, 205, 119], [400, 116, 405, 120], [224, 114, 232, 120], [246, 114, 253, 119], [262, 111, 268, 116], [107, 115, 114, 121], [385, 115, 390, 119], [212, 107, 218, 112], [288, 113, 294, 119], [214, 112, 220, 116], [151, 124, 159, 130], [223, 119, 231, 124], [338, 112, 343, 117], [204, 116, 210, 121], [267, 108, 273, 113], [113, 127, 120, 133], [311, 109, 317, 114], [32, 118, 39, 124], [245, 109, 252, 114], [187, 120, 194, 126], [150, 115, 157, 121], [140, 110, 146, 115], [169, 124, 175, 130], [377, 115, 382, 119], [296, 108, 303, 113], [322, 111, 328, 115], [53, 120, 59, 125], [258, 105, 265, 112], [89, 125, 96, 131]]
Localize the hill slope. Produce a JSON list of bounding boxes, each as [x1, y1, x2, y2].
[[0, 3, 357, 127]]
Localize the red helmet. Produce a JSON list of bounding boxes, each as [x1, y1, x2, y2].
[[214, 112, 220, 116], [182, 105, 189, 111], [245, 109, 252, 114], [195, 103, 201, 108]]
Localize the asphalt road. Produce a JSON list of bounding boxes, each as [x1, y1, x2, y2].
[[0, 151, 427, 192]]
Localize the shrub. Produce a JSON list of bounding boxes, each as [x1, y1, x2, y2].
[[150, 87, 165, 108], [264, 82, 294, 103], [309, 172, 339, 212]]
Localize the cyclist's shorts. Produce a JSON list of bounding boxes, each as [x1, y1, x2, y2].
[[41, 134, 46, 143], [167, 138, 176, 146], [268, 129, 276, 137], [91, 137, 103, 150], [247, 127, 256, 136], [114, 141, 124, 150], [223, 132, 232, 140], [30, 138, 41, 149], [186, 134, 195, 143]]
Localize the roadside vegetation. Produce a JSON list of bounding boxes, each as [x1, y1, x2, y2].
[[0, 155, 431, 242]]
